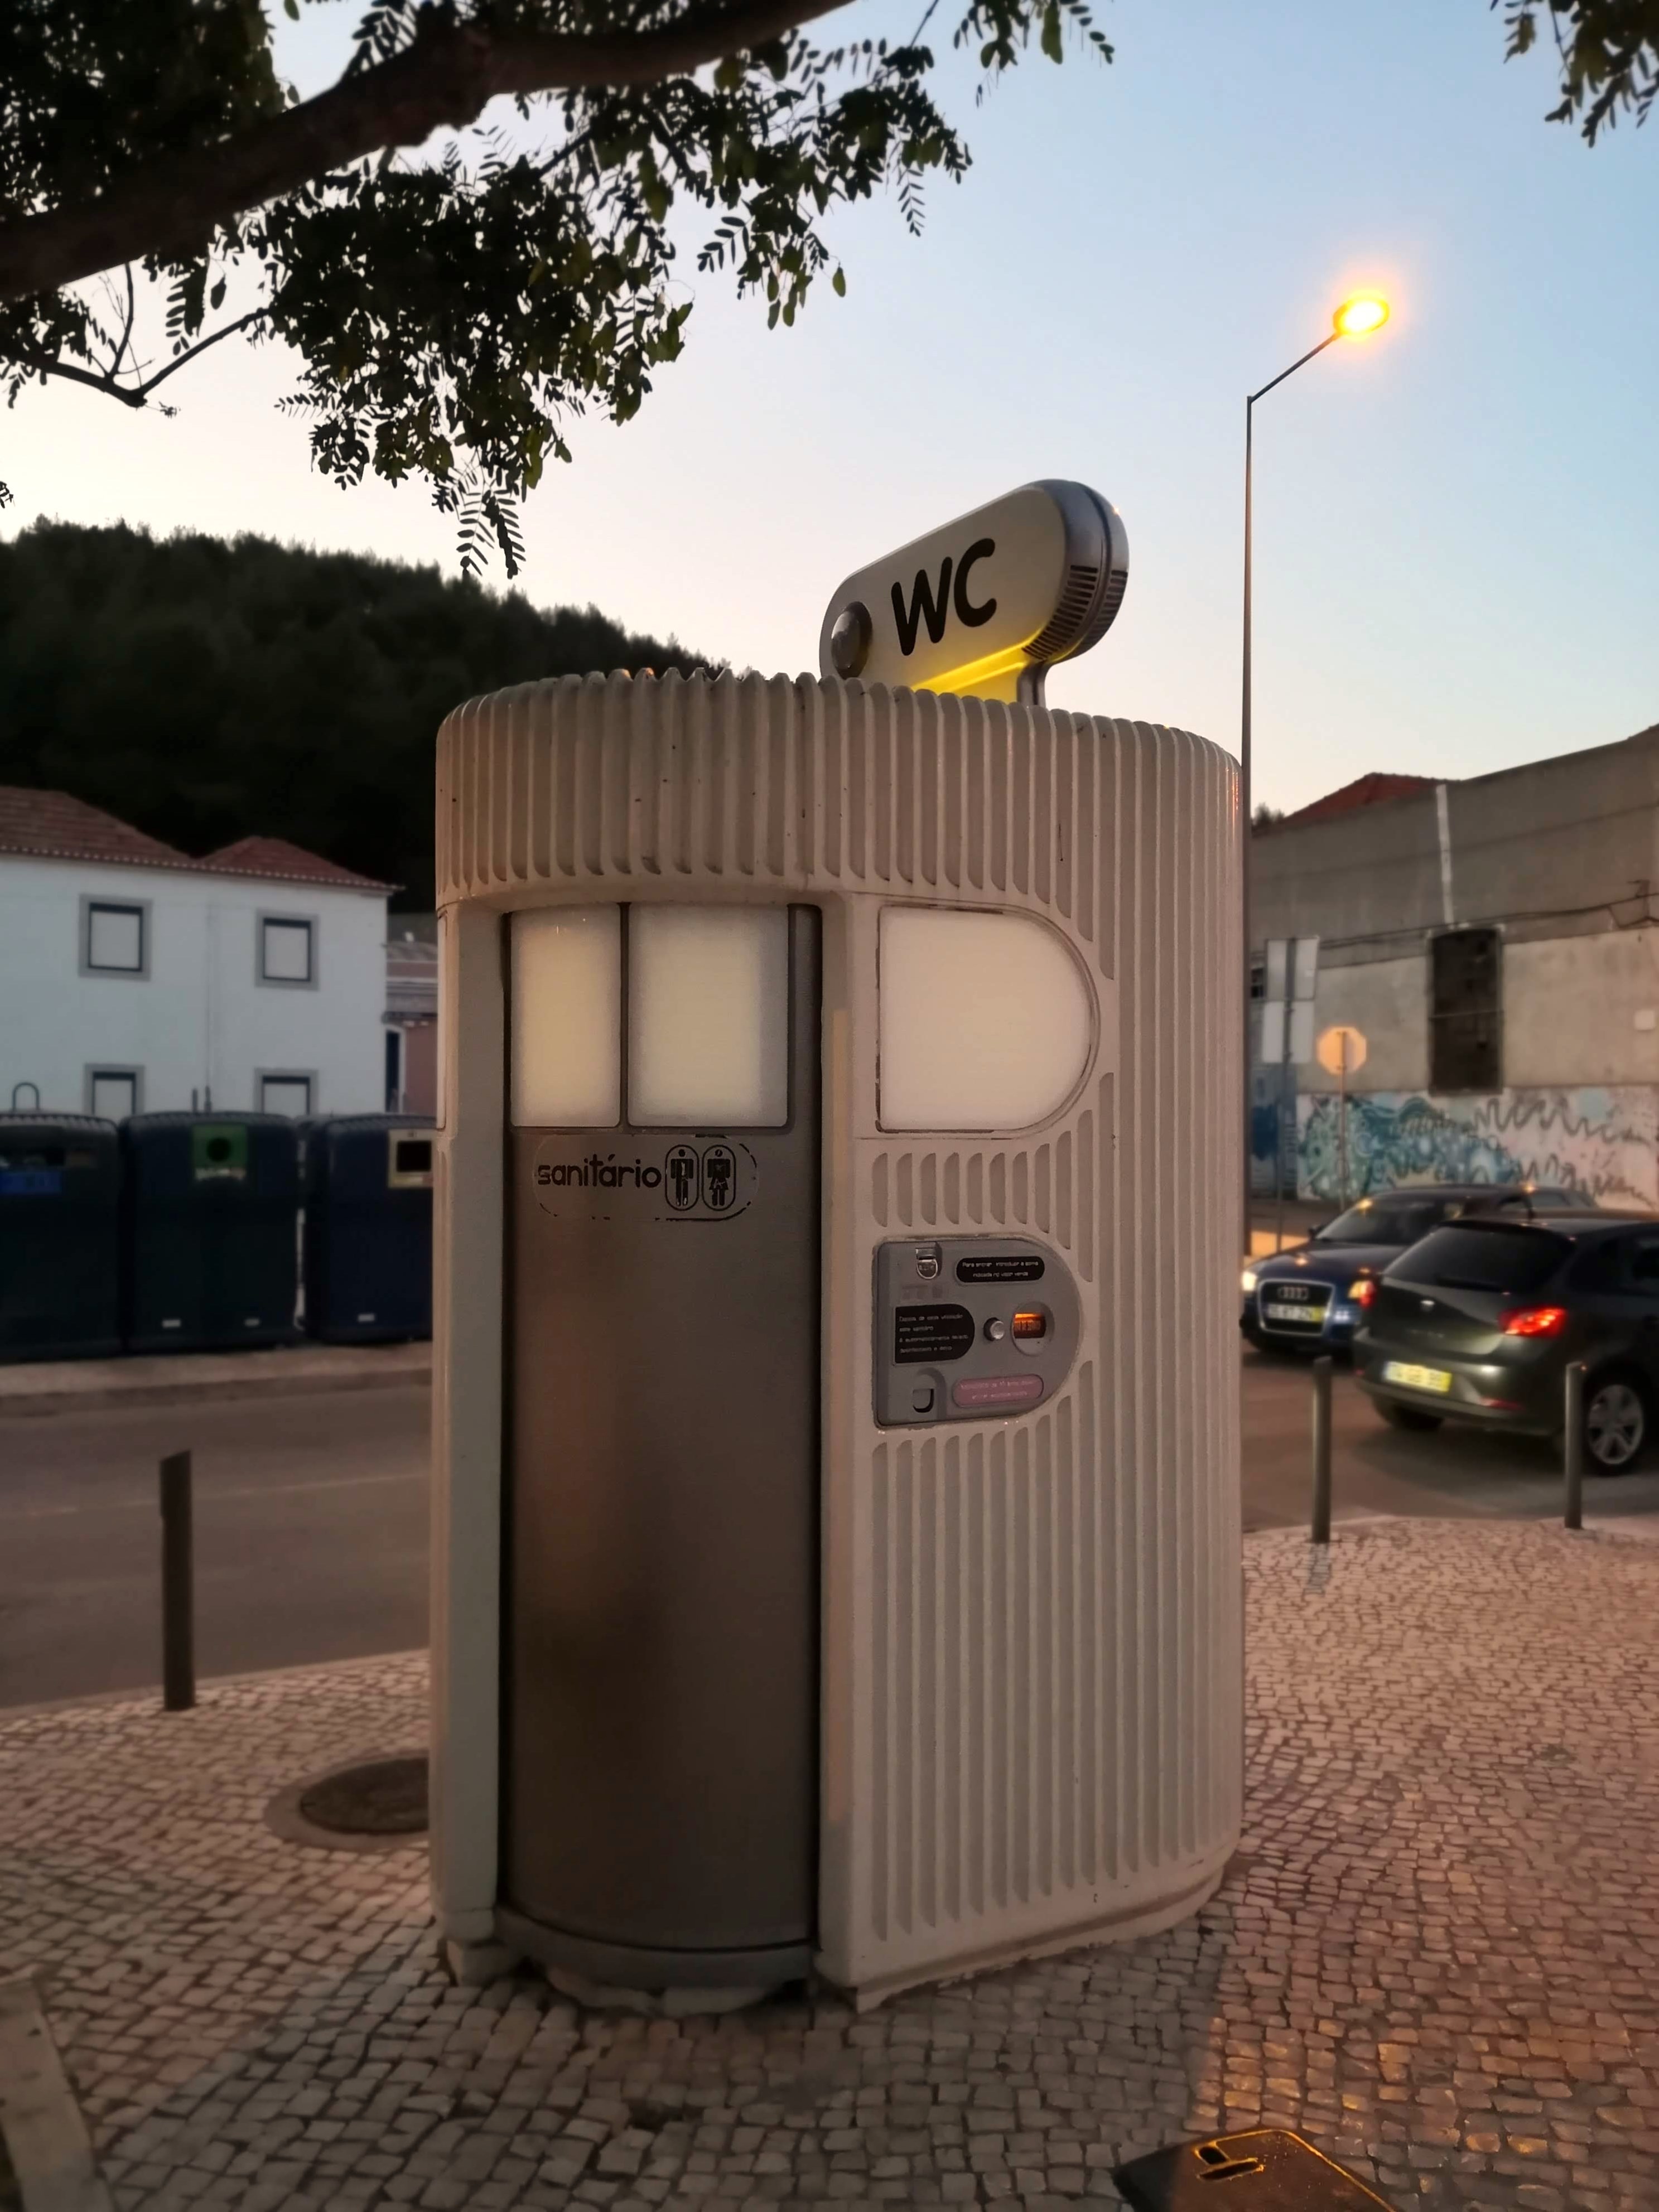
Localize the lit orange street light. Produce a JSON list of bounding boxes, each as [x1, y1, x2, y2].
[[1333, 292, 1391, 340], [1239, 290, 1394, 1254]]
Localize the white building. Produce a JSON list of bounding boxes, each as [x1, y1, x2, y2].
[[0, 788, 392, 1120]]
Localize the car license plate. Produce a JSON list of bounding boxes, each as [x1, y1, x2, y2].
[[1382, 1360, 1453, 1394], [1265, 1301, 1325, 1323]]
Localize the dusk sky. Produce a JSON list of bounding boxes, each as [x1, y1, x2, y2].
[[7, 0, 1655, 815]]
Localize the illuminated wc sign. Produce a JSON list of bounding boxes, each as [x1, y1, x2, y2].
[[818, 480, 1129, 706]]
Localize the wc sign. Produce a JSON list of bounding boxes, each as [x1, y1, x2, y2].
[[818, 480, 1129, 706]]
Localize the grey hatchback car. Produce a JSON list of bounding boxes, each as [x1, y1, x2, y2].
[[1356, 1211, 1659, 1471]]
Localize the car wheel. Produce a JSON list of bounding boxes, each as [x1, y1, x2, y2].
[[1584, 1374, 1647, 1475], [1378, 1401, 1443, 1433]]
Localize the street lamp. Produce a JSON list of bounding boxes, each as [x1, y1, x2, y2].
[[1239, 291, 1391, 1259]]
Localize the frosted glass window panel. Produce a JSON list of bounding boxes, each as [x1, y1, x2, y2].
[[511, 906, 621, 1127], [879, 908, 1093, 1131], [87, 904, 143, 972], [629, 907, 789, 1127], [261, 917, 314, 983], [261, 1075, 313, 1117], [90, 1071, 138, 1120]]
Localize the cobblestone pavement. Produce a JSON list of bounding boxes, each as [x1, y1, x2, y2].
[[2, 1521, 1657, 2212]]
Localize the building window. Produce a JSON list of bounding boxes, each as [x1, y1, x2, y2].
[[259, 1072, 314, 1117], [86, 1067, 141, 1119], [1249, 962, 1265, 1002], [259, 915, 316, 987], [1430, 926, 1502, 1092], [82, 899, 148, 977]]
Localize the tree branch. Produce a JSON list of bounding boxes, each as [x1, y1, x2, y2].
[[136, 308, 267, 397], [20, 308, 267, 408], [0, 0, 854, 308], [26, 355, 148, 406]]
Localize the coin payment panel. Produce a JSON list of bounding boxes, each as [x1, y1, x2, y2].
[[874, 1235, 1081, 1426]]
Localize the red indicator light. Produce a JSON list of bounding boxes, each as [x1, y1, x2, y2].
[[1350, 1277, 1375, 1308], [1501, 1306, 1567, 1338], [1011, 1310, 1046, 1340]]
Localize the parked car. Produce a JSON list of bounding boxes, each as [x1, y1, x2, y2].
[[1355, 1210, 1659, 1471], [1240, 1184, 1589, 1357]]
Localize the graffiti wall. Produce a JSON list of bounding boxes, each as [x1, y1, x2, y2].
[[1294, 1087, 1659, 1209], [1250, 1063, 1295, 1196]]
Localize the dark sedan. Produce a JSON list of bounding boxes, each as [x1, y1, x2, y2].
[[1240, 1184, 1586, 1357], [1356, 1211, 1659, 1472]]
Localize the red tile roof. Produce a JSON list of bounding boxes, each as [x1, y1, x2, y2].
[[0, 785, 189, 867], [200, 836, 393, 891], [0, 786, 391, 890], [1271, 772, 1446, 830]]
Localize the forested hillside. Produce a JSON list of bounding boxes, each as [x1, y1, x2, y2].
[[0, 523, 711, 908]]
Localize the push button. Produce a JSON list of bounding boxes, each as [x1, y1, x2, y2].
[[911, 1385, 935, 1414]]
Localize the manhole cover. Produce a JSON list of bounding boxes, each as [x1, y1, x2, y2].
[[297, 1754, 428, 1836]]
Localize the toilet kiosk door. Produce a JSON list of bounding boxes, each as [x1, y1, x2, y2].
[[503, 903, 820, 1988]]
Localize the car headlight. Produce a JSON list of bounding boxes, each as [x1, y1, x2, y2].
[[1241, 1267, 1258, 1294]]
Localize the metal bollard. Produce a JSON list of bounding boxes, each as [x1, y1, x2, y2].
[[160, 1450, 195, 1711], [1310, 1355, 1333, 1545], [1563, 1361, 1585, 1532]]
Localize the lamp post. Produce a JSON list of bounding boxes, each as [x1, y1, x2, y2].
[[1240, 291, 1390, 1261]]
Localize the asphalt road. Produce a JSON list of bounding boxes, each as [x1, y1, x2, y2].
[[2, 1359, 1655, 1708], [0, 1385, 428, 1710], [1241, 1345, 1659, 1532]]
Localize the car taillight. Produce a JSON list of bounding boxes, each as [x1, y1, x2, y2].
[[1502, 1306, 1567, 1337], [1349, 1277, 1375, 1307]]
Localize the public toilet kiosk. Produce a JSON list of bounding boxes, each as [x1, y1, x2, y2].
[[430, 482, 1242, 2008]]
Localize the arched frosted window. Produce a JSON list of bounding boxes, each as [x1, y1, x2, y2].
[[879, 907, 1093, 1132]]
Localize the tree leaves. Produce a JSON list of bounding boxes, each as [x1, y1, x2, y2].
[[2, 0, 1118, 575], [1493, 1, 1659, 141]]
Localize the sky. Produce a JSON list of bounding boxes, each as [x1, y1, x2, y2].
[[6, 0, 1656, 814]]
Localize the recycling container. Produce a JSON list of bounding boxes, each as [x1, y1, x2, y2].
[[303, 1114, 435, 1342], [0, 1114, 122, 1363], [123, 1113, 302, 1352]]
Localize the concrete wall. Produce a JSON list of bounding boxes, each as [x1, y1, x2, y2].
[[1252, 725, 1659, 952], [1505, 930, 1659, 1088], [1275, 928, 1659, 1102], [0, 854, 387, 1116], [1291, 954, 1427, 1094], [1248, 725, 1659, 1205]]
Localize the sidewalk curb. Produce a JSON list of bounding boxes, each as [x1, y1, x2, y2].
[[0, 1973, 112, 2212], [0, 1648, 426, 1728], [0, 1352, 430, 1418]]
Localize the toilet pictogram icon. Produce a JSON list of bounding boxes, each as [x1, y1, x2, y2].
[[665, 1145, 698, 1211], [701, 1144, 735, 1213]]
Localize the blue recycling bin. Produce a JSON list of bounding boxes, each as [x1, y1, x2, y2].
[[302, 1115, 434, 1343], [0, 1114, 122, 1363], [123, 1113, 302, 1353]]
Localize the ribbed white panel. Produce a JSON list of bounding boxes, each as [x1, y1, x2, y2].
[[435, 671, 1241, 2002], [439, 672, 1110, 963]]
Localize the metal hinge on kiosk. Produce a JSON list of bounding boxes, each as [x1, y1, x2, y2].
[[874, 1235, 1081, 1426]]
